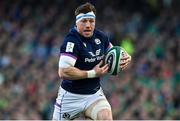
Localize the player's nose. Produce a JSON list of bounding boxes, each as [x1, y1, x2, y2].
[[85, 21, 91, 27]]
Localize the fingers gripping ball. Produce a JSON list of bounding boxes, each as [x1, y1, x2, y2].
[[104, 46, 124, 75]]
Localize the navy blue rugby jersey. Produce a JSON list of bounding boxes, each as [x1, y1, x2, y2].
[[60, 27, 111, 94]]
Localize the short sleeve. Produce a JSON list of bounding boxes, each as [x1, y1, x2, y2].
[[60, 36, 79, 59], [58, 36, 80, 68]]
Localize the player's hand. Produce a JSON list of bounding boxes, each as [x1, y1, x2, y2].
[[93, 60, 109, 77], [119, 51, 131, 70]]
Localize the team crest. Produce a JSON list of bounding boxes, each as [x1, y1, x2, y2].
[[95, 38, 101, 44]]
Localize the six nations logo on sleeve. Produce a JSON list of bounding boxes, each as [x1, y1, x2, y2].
[[66, 42, 74, 52]]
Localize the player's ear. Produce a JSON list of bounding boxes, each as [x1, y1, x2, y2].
[[75, 22, 78, 28]]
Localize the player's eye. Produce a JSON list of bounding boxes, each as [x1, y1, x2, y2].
[[81, 19, 87, 23], [89, 19, 95, 23]]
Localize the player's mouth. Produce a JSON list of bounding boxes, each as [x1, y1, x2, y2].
[[83, 30, 91, 32], [83, 30, 92, 35], [82, 29, 93, 37]]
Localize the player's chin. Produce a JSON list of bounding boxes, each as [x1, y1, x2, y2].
[[83, 32, 93, 38]]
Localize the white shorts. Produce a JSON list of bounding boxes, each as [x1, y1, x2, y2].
[[52, 87, 107, 120]]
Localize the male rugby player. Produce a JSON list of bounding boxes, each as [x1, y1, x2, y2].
[[53, 2, 131, 120]]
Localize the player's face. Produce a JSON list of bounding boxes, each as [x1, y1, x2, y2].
[[76, 18, 95, 38]]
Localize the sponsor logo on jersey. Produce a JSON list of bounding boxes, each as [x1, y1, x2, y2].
[[86, 49, 103, 62], [96, 49, 101, 56], [85, 55, 104, 63], [66, 42, 74, 52], [88, 52, 96, 57], [88, 49, 101, 57]]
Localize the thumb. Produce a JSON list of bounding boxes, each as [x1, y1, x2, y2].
[[97, 60, 103, 67]]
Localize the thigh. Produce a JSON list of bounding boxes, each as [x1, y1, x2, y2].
[[85, 99, 112, 120], [84, 88, 112, 120], [52, 87, 85, 121]]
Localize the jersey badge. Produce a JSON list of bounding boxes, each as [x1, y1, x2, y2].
[[66, 42, 74, 52], [95, 38, 101, 45]]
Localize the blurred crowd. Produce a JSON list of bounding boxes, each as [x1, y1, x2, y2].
[[0, 0, 179, 120]]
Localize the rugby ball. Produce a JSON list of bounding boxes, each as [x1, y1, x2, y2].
[[104, 46, 124, 75]]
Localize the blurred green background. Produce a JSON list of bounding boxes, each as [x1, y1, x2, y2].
[[0, 0, 179, 120]]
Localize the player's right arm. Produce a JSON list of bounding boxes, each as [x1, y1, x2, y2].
[[58, 60, 109, 80], [58, 67, 87, 80]]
